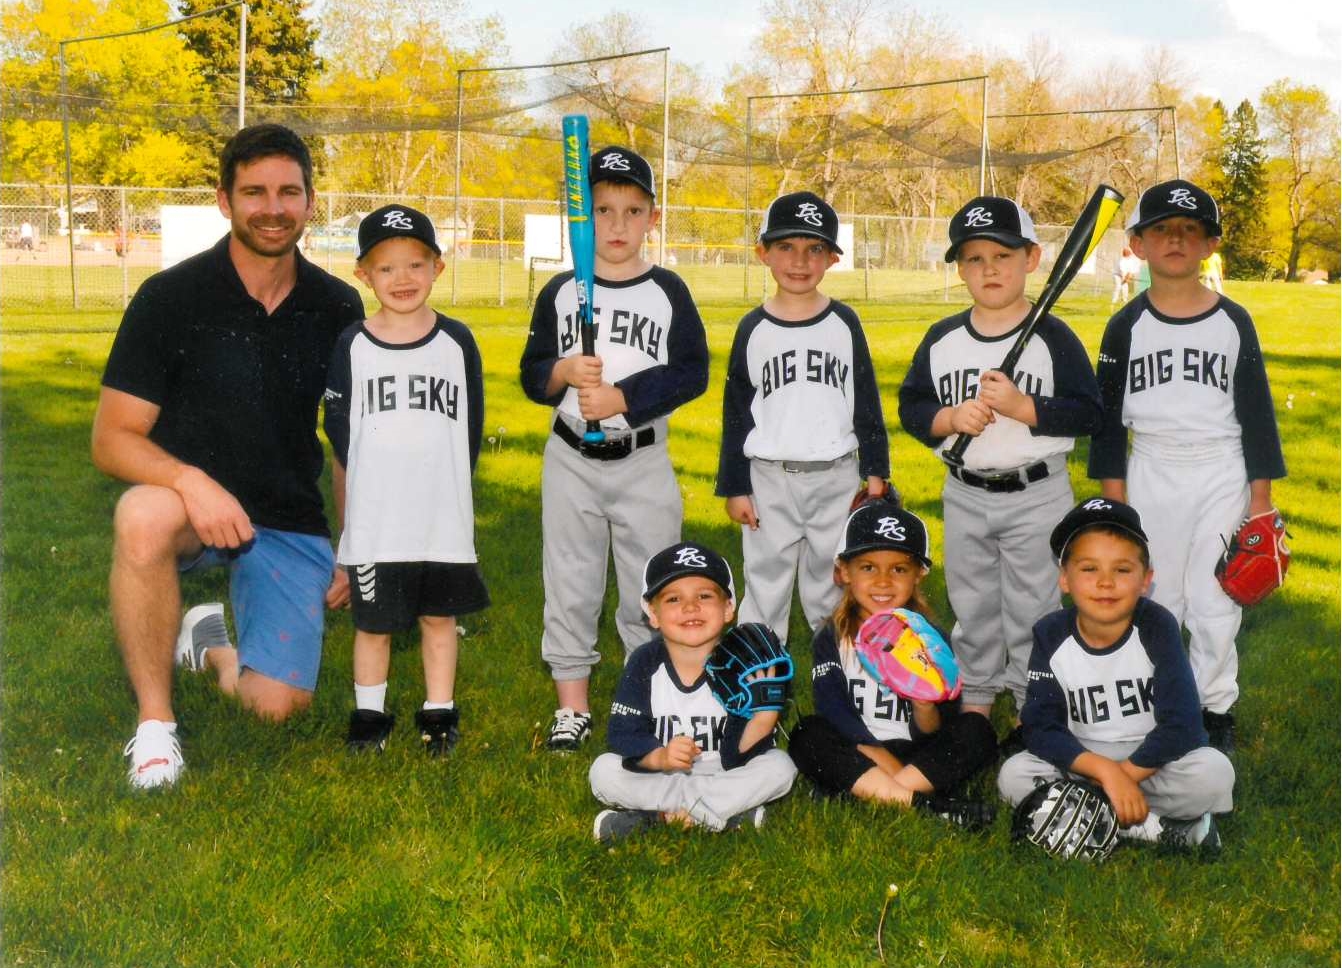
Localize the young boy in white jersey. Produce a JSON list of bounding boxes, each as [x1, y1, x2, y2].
[[899, 197, 1102, 740], [998, 498, 1234, 853], [588, 541, 797, 842], [717, 191, 889, 643], [521, 147, 709, 752], [323, 204, 487, 754], [1089, 179, 1286, 753]]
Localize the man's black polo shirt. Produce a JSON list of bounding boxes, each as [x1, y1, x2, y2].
[[102, 234, 364, 537]]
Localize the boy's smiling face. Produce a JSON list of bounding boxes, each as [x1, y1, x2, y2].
[[646, 575, 734, 652], [354, 237, 443, 314], [955, 237, 1040, 313], [756, 236, 839, 298], [1059, 529, 1153, 645]]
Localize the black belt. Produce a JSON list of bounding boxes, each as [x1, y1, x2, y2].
[[946, 461, 1049, 493], [554, 416, 655, 460]]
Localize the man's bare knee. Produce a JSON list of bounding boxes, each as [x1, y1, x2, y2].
[[113, 486, 197, 566], [237, 672, 312, 721]]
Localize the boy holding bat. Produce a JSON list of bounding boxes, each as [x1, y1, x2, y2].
[[1088, 180, 1286, 754], [898, 196, 1102, 740], [520, 146, 709, 752]]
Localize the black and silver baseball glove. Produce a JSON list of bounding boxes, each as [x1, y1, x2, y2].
[[705, 623, 794, 718], [1011, 779, 1120, 862]]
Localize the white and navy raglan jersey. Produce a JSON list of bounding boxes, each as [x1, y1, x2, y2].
[[606, 637, 776, 771], [898, 309, 1102, 474], [519, 266, 709, 432], [323, 314, 483, 566], [809, 621, 938, 745], [1088, 293, 1286, 479], [1021, 599, 1207, 771], [716, 300, 889, 496]]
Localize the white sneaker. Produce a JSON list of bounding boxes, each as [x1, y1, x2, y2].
[[175, 603, 229, 671], [123, 720, 184, 790]]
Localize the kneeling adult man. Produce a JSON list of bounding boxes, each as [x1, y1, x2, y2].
[[92, 124, 363, 789]]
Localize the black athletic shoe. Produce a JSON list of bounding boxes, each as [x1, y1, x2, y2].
[[998, 725, 1027, 759], [593, 809, 659, 844], [546, 707, 593, 752], [912, 792, 997, 831], [1157, 812, 1223, 858], [1203, 710, 1236, 755], [415, 707, 461, 756], [346, 709, 395, 752]]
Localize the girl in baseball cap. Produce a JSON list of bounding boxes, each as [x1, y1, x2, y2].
[[786, 500, 1000, 825]]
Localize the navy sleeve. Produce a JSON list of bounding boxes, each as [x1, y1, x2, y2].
[[613, 270, 710, 427], [841, 305, 891, 479], [518, 273, 566, 407], [1031, 315, 1103, 439], [1225, 301, 1287, 480], [898, 314, 963, 450], [1020, 611, 1087, 770], [719, 711, 778, 770], [101, 274, 177, 404], [1087, 302, 1139, 480], [715, 313, 760, 497], [1127, 600, 1209, 768], [810, 623, 879, 746], [462, 323, 485, 474], [606, 640, 663, 764], [321, 324, 358, 467]]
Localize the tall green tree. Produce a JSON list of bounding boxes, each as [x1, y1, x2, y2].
[[178, 0, 321, 110], [310, 0, 506, 198], [1, 0, 213, 185], [1217, 99, 1271, 279], [1258, 80, 1339, 280]]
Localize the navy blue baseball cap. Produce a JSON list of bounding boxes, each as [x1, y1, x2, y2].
[[357, 204, 441, 260], [945, 196, 1038, 262], [642, 541, 736, 604], [759, 191, 843, 254], [1126, 179, 1221, 237], [590, 146, 656, 199], [836, 505, 933, 569], [1050, 497, 1149, 562]]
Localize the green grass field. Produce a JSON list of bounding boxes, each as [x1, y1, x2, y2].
[[1, 281, 1338, 967]]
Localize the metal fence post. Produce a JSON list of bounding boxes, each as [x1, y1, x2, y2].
[[497, 197, 505, 307], [120, 185, 129, 308]]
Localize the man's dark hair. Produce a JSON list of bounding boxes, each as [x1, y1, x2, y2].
[[219, 124, 314, 195]]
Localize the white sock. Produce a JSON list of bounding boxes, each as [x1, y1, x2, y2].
[[1119, 811, 1164, 843], [354, 682, 388, 712], [423, 700, 455, 711]]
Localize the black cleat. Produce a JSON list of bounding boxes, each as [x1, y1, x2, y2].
[[1202, 710, 1236, 755], [346, 709, 395, 752], [913, 792, 998, 831], [415, 707, 461, 756]]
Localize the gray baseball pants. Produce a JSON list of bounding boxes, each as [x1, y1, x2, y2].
[[942, 459, 1073, 709], [736, 454, 856, 643], [997, 742, 1235, 818], [540, 425, 681, 681], [589, 748, 797, 831]]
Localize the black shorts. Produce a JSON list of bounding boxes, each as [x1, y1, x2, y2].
[[347, 561, 490, 634]]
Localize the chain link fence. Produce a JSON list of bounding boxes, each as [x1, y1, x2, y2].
[[1, 183, 1124, 315]]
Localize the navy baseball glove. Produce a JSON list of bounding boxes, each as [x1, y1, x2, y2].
[[1012, 779, 1119, 862], [705, 623, 794, 718]]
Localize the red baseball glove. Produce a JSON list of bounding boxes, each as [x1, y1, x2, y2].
[[1215, 508, 1290, 607], [849, 479, 902, 512]]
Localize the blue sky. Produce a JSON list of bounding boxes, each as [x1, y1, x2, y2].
[[486, 0, 1340, 110]]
